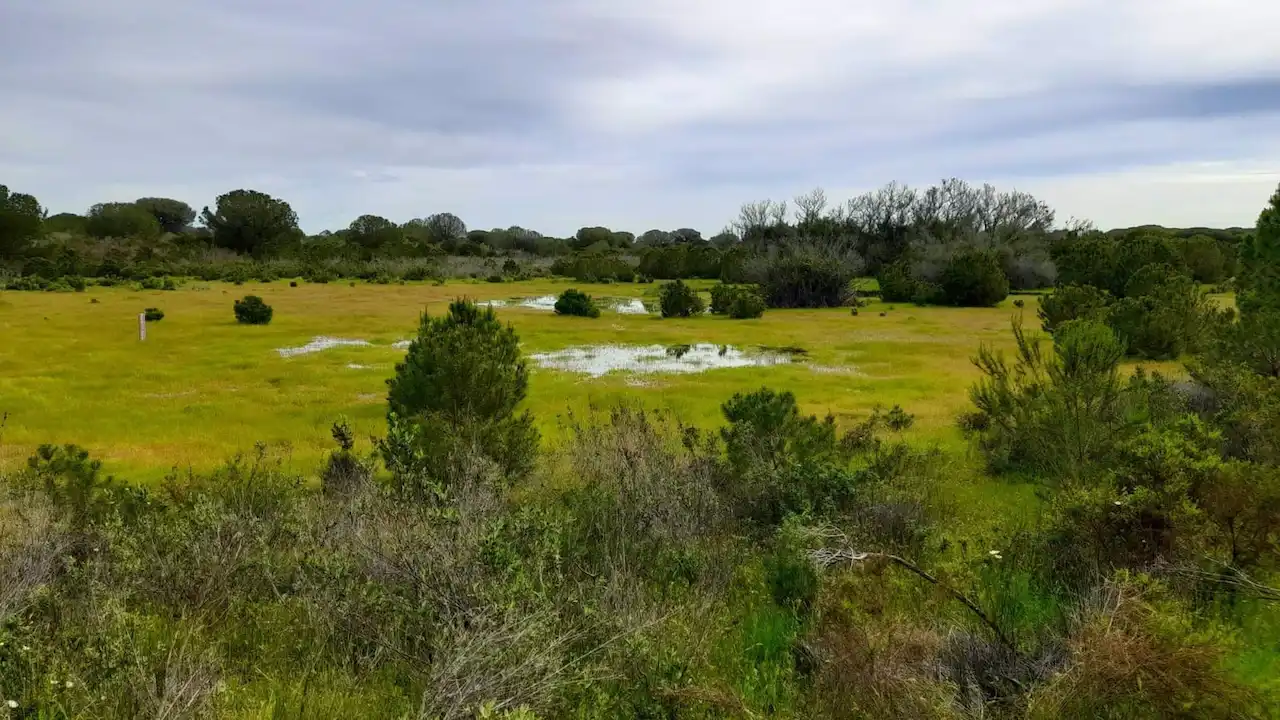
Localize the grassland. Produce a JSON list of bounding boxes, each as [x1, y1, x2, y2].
[[0, 278, 1182, 483]]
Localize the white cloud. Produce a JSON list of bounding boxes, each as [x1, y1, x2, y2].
[[1, 0, 1278, 234]]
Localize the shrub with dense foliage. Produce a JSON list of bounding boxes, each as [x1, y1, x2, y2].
[[938, 248, 1010, 307], [384, 299, 538, 496], [709, 284, 766, 318], [1038, 283, 1113, 334], [658, 279, 705, 317], [744, 242, 861, 308], [232, 295, 273, 324], [143, 307, 164, 322], [552, 288, 600, 318]]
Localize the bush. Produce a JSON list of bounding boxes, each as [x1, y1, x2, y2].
[[965, 319, 1132, 477], [709, 284, 765, 318], [384, 299, 539, 495], [553, 288, 600, 318], [747, 243, 861, 308], [143, 307, 164, 322], [1039, 284, 1113, 334], [709, 284, 737, 315], [728, 288, 766, 319], [658, 280, 705, 318], [1108, 268, 1210, 360], [233, 295, 273, 325], [877, 260, 919, 303], [486, 274, 504, 283], [66, 275, 87, 292], [938, 249, 1009, 307]]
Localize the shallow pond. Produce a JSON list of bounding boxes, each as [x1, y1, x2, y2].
[[529, 343, 801, 377], [276, 337, 373, 357], [483, 296, 652, 314]]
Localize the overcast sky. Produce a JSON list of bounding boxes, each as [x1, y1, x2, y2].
[[3, 0, 1279, 235]]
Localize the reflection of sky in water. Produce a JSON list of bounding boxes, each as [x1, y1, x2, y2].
[[276, 336, 372, 357], [483, 296, 652, 314], [529, 343, 795, 378]]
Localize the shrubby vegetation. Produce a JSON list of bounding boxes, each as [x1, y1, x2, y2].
[[658, 279, 705, 317], [709, 284, 767, 318], [232, 295, 273, 325], [552, 288, 600, 318]]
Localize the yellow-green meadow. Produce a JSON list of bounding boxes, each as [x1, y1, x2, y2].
[[0, 279, 1181, 482]]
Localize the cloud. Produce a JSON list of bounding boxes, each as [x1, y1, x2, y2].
[[1, 0, 1278, 234]]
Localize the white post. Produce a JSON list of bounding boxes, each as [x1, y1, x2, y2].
[[139, 312, 146, 341]]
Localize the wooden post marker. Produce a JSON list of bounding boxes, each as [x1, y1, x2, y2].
[[139, 312, 146, 341]]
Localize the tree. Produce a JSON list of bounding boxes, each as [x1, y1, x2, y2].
[[572, 226, 615, 251], [346, 214, 403, 256], [43, 213, 87, 235], [637, 229, 674, 247], [670, 228, 705, 244], [385, 300, 539, 490], [134, 197, 196, 234], [0, 184, 44, 259], [85, 202, 162, 240], [200, 189, 299, 256], [422, 213, 467, 249]]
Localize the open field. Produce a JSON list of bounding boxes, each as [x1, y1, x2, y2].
[[0, 278, 1184, 482]]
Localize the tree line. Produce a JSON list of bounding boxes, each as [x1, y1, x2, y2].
[[0, 179, 1254, 311]]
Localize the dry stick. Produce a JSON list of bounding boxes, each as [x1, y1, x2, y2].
[[807, 528, 1016, 651]]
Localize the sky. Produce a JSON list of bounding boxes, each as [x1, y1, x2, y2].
[[2, 0, 1280, 236]]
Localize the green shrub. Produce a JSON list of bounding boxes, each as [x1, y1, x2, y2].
[[1108, 268, 1209, 360], [877, 259, 919, 303], [709, 284, 766, 318], [553, 288, 600, 318], [659, 280, 705, 318], [486, 273, 504, 283], [139, 276, 177, 291], [1039, 284, 1113, 334], [965, 319, 1134, 478], [709, 284, 737, 315], [233, 295, 273, 325], [939, 248, 1009, 307], [143, 307, 164, 322], [66, 275, 87, 292], [748, 244, 859, 308], [728, 288, 767, 319], [384, 299, 539, 495]]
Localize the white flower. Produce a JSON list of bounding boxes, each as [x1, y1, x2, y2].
[[65, 681, 75, 689], [20, 645, 30, 651], [988, 550, 1003, 560], [1114, 501, 1123, 506], [6, 699, 18, 709]]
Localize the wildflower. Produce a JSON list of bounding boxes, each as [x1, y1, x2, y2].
[[65, 681, 75, 689], [1113, 500, 1123, 506], [6, 700, 17, 709], [988, 550, 1003, 560], [21, 645, 30, 652]]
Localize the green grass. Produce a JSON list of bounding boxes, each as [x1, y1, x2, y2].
[[0, 279, 1184, 483]]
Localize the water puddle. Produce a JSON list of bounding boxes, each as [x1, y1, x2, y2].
[[608, 298, 651, 315], [276, 337, 373, 357], [480, 296, 652, 314], [530, 343, 800, 377]]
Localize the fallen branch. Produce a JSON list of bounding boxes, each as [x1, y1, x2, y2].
[[805, 525, 1016, 651]]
